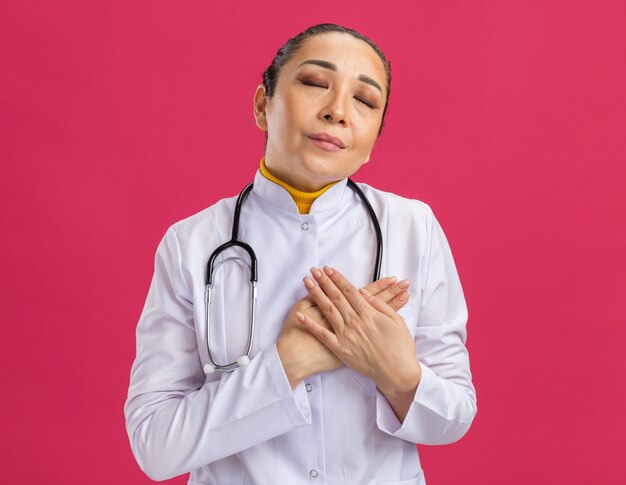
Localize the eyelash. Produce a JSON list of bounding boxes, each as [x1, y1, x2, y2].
[[300, 80, 376, 109]]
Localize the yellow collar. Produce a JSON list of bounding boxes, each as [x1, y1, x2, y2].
[[259, 158, 337, 214]]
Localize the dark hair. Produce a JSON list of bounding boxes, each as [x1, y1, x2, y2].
[[262, 23, 392, 134]]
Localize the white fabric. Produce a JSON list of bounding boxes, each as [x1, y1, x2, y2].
[[124, 170, 477, 484]]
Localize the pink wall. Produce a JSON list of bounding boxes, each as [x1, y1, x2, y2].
[[2, 1, 625, 483]]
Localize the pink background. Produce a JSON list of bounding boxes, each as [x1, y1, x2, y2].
[[2, 1, 625, 483]]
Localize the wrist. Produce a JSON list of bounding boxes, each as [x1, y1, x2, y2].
[[378, 361, 422, 398], [276, 340, 308, 389], [377, 362, 422, 424]]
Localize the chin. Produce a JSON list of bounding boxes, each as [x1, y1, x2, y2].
[[300, 160, 340, 182]]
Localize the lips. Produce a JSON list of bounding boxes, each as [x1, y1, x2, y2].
[[308, 133, 346, 149]]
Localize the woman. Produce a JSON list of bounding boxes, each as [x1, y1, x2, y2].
[[125, 23, 477, 484]]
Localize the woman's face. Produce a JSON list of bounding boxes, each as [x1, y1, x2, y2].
[[254, 32, 387, 192]]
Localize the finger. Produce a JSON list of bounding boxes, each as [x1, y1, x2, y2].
[[363, 276, 398, 297], [295, 311, 339, 352], [321, 266, 370, 316], [310, 267, 366, 319], [387, 290, 410, 312], [303, 276, 346, 333], [358, 287, 399, 320], [298, 297, 316, 311], [369, 279, 410, 305]]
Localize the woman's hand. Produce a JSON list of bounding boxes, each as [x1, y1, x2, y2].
[[297, 266, 422, 399], [277, 276, 411, 389]]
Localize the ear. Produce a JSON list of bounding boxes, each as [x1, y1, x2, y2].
[[253, 85, 268, 131]]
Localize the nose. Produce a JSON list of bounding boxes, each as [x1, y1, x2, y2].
[[319, 89, 349, 127]]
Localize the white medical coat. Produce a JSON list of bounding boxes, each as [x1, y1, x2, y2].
[[124, 170, 477, 484]]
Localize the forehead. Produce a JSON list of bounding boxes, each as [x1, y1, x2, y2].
[[285, 33, 387, 88]]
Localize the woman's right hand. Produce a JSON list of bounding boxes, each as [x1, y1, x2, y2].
[[277, 276, 410, 389]]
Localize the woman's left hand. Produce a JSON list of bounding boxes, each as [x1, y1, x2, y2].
[[297, 266, 422, 397]]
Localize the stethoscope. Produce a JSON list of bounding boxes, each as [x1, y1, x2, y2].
[[203, 179, 383, 374]]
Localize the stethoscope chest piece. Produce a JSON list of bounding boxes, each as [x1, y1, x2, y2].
[[204, 356, 250, 375]]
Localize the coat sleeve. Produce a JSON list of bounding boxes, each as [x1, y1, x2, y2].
[[124, 227, 312, 481], [375, 206, 477, 444]]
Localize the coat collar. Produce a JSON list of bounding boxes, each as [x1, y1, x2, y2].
[[251, 169, 350, 215]]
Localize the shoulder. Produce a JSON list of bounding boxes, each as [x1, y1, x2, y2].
[[353, 182, 435, 226], [159, 194, 240, 251]]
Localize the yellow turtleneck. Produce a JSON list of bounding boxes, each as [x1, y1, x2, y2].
[[260, 158, 338, 214]]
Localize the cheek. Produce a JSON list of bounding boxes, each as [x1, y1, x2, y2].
[[353, 123, 380, 151], [269, 98, 302, 136]]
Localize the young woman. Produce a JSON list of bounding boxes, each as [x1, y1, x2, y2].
[[125, 23, 476, 484]]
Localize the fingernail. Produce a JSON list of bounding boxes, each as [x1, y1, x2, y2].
[[398, 292, 409, 302], [310, 267, 322, 278], [323, 266, 334, 276], [398, 279, 410, 289], [304, 277, 315, 289], [384, 276, 397, 285], [296, 311, 305, 322], [360, 288, 371, 296]]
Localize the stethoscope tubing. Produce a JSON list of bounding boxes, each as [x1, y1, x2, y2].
[[347, 179, 382, 282], [203, 179, 382, 374]]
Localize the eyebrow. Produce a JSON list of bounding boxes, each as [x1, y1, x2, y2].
[[298, 59, 383, 94]]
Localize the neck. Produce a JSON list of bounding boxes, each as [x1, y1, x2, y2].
[[259, 158, 337, 214]]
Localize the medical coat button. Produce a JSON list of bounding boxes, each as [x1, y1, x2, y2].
[[310, 469, 319, 478], [305, 383, 313, 392], [301, 222, 310, 231]]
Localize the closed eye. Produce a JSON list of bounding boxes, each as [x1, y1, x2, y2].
[[355, 97, 376, 109], [300, 80, 328, 88]]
